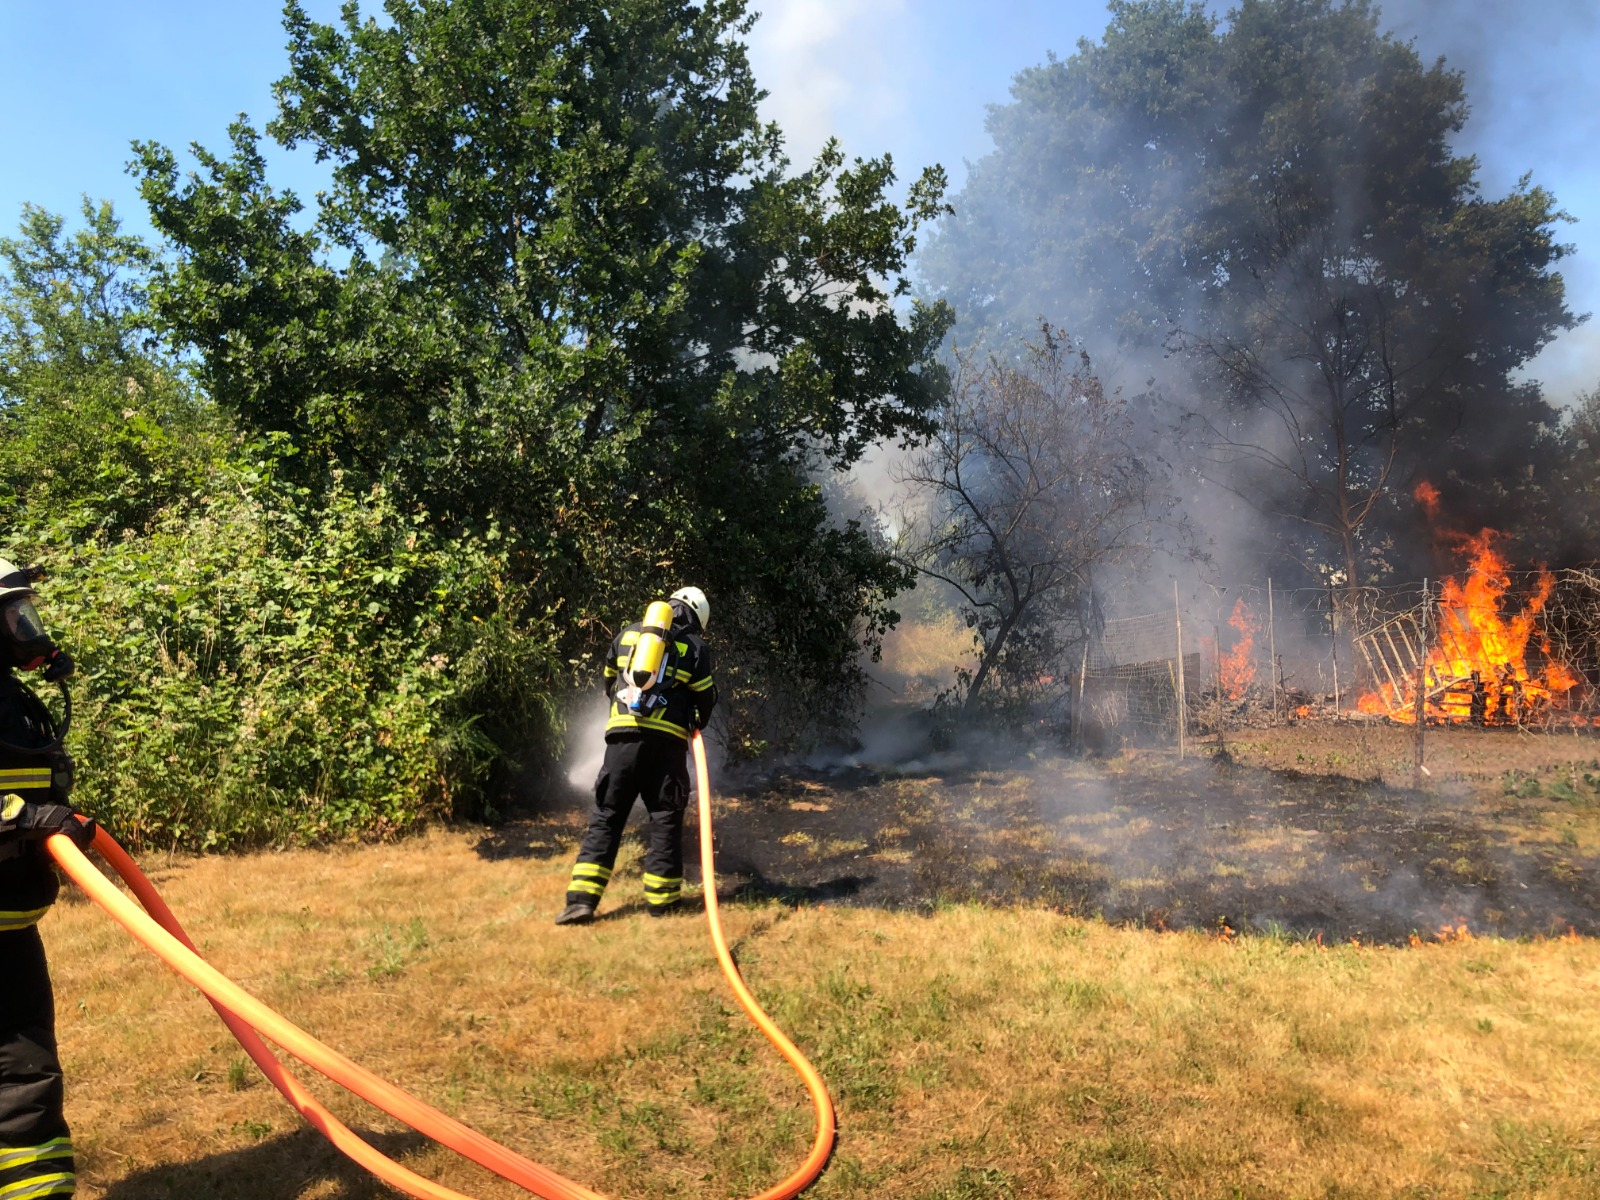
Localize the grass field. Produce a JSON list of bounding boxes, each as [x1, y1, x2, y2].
[[45, 747, 1600, 1200]]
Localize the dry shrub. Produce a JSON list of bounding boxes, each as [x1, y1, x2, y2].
[[877, 613, 976, 698]]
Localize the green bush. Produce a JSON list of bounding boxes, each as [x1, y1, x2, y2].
[[24, 443, 562, 850]]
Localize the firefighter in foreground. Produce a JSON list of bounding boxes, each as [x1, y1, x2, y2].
[[557, 587, 716, 925], [0, 559, 94, 1199]]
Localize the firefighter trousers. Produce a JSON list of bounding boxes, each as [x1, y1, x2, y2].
[[566, 736, 690, 911], [0, 925, 74, 1197]]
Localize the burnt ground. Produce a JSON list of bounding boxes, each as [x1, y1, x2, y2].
[[483, 727, 1600, 946]]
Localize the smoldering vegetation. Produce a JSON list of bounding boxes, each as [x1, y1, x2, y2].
[[515, 1, 1600, 950], [873, 4, 1600, 729], [679, 0, 1600, 948], [901, 0, 1599, 723], [511, 689, 1600, 946], [716, 727, 1600, 944]]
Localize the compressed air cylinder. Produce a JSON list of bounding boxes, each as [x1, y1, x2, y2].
[[627, 600, 677, 692]]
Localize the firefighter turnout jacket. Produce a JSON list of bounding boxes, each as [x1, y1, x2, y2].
[[0, 671, 76, 1198], [562, 605, 716, 918], [603, 616, 715, 742]]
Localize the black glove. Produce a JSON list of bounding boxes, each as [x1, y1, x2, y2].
[[42, 649, 74, 682], [0, 798, 96, 851]]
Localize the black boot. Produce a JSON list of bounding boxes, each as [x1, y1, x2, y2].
[[555, 902, 596, 926]]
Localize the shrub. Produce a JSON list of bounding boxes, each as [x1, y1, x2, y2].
[[24, 443, 562, 850]]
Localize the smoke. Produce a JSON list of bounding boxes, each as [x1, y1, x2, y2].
[[558, 688, 728, 825], [741, 1, 1599, 745], [743, 0, 912, 163], [1375, 0, 1600, 408], [1018, 754, 1582, 941], [921, 0, 1599, 614], [1378, 0, 1600, 177]]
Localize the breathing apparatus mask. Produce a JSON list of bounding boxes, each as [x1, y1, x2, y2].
[[0, 559, 73, 683], [0, 559, 74, 793], [2, 594, 55, 671]]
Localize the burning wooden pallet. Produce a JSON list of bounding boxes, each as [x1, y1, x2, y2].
[[1354, 605, 1521, 723], [1354, 605, 1451, 705], [1355, 588, 1585, 726]]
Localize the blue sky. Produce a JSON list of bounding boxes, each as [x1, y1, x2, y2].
[[4, 0, 1596, 402]]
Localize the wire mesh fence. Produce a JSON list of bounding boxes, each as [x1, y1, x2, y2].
[[1071, 568, 1600, 748]]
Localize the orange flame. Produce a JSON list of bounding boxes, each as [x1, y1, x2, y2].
[[1219, 597, 1258, 700], [1414, 480, 1441, 519], [1359, 493, 1585, 725]]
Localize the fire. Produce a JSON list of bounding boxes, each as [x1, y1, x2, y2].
[[1357, 495, 1585, 726], [1414, 480, 1441, 518], [1219, 597, 1258, 700]]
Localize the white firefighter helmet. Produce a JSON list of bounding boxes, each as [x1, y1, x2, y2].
[[670, 585, 710, 633], [0, 558, 38, 605], [0, 557, 52, 670]]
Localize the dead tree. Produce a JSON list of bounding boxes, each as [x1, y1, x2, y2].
[[895, 327, 1166, 721]]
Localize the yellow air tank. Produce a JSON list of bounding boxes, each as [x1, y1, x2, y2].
[[623, 600, 677, 711]]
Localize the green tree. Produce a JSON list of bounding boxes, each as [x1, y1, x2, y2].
[[922, 0, 1576, 597], [1550, 387, 1600, 562], [1, 200, 153, 388], [136, 0, 953, 754], [1, 202, 539, 847], [0, 200, 224, 535]]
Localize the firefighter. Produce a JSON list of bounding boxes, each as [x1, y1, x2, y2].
[[0, 558, 94, 1199], [557, 586, 716, 925]]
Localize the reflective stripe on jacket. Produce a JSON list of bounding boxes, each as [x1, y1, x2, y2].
[[603, 620, 715, 742], [0, 673, 63, 915]]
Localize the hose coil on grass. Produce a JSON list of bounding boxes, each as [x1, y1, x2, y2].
[[46, 731, 835, 1200]]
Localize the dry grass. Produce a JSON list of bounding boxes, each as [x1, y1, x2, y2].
[[1227, 723, 1600, 791], [876, 615, 975, 698], [43, 825, 1600, 1199], [1226, 724, 1600, 859]]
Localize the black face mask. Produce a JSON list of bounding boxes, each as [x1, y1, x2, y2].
[[1, 596, 54, 670], [668, 599, 698, 634]]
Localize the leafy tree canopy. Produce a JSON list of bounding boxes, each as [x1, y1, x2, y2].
[[922, 0, 1578, 589], [1548, 386, 1600, 562], [1, 201, 225, 535], [135, 0, 955, 754], [2, 203, 549, 845]]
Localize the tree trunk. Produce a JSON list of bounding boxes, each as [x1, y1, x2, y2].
[[1340, 523, 1363, 635], [962, 610, 1020, 723]]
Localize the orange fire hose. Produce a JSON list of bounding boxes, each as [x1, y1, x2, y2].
[[44, 731, 834, 1200], [63, 826, 497, 1200], [691, 731, 836, 1200]]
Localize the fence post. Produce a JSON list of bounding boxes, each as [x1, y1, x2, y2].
[[1214, 614, 1227, 757], [1330, 584, 1341, 718], [1174, 580, 1187, 760], [1074, 638, 1089, 753], [1268, 577, 1278, 724], [1413, 578, 1429, 789]]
